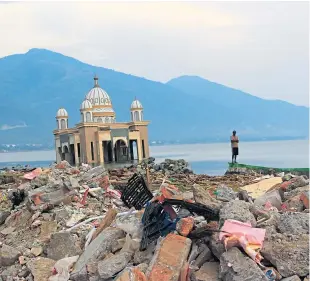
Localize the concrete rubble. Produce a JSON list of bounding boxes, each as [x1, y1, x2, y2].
[[0, 158, 309, 281]]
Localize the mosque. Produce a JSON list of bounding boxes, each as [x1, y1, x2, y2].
[[53, 76, 150, 165]]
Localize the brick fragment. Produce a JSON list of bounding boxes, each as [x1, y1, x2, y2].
[[147, 233, 191, 281]]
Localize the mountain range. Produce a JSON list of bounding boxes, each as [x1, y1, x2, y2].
[[0, 48, 308, 145]]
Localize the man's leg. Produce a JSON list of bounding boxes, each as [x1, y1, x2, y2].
[[235, 155, 237, 163], [232, 153, 234, 163]]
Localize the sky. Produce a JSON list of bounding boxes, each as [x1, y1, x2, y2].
[[0, 1, 309, 106]]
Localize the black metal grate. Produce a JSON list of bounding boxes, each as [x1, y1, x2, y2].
[[163, 198, 219, 220], [121, 173, 153, 210], [140, 202, 176, 251]]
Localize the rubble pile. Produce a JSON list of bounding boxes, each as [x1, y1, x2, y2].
[[0, 159, 309, 281]]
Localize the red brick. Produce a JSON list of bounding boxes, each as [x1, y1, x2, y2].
[[176, 217, 194, 237], [148, 233, 191, 281], [300, 191, 309, 209]]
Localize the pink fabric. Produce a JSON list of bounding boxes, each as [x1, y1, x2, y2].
[[219, 219, 266, 263], [219, 220, 265, 245]]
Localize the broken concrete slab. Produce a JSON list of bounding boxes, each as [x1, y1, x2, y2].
[[254, 189, 282, 210], [98, 251, 133, 279], [194, 262, 220, 281], [0, 244, 21, 266], [39, 221, 57, 242], [5, 209, 32, 229], [47, 232, 82, 261], [209, 233, 226, 260], [219, 247, 267, 281], [281, 276, 301, 281], [0, 226, 16, 235], [261, 233, 309, 277], [277, 212, 309, 235], [192, 184, 221, 210], [27, 257, 56, 281], [193, 245, 212, 268], [147, 233, 191, 281], [219, 200, 256, 227], [71, 227, 124, 277], [0, 211, 10, 225]]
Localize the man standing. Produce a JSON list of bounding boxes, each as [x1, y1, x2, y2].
[[230, 130, 239, 163]]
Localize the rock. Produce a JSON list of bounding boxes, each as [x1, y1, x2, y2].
[[192, 184, 221, 210], [254, 190, 282, 210], [219, 247, 266, 281], [194, 262, 220, 281], [1, 226, 16, 235], [277, 212, 309, 235], [209, 233, 226, 260], [5, 209, 32, 229], [39, 221, 57, 242], [41, 213, 52, 221], [283, 194, 305, 212], [0, 211, 10, 225], [27, 257, 56, 281], [71, 227, 125, 277], [115, 266, 147, 281], [82, 166, 107, 181], [54, 209, 70, 222], [281, 276, 301, 281], [216, 185, 238, 201], [219, 200, 256, 227], [0, 244, 21, 266], [304, 276, 309, 281], [261, 233, 309, 277], [98, 251, 133, 279], [111, 238, 126, 253], [31, 246, 43, 257], [47, 232, 81, 261], [193, 245, 212, 268], [133, 243, 155, 265], [147, 233, 192, 281]]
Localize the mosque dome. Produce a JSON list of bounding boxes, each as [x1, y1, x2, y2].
[[131, 99, 143, 110], [80, 99, 93, 110], [85, 76, 112, 106], [56, 108, 68, 117]]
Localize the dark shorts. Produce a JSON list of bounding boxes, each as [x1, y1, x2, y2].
[[232, 147, 239, 156]]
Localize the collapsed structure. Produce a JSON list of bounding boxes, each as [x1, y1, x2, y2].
[[53, 76, 150, 166], [0, 159, 309, 281]]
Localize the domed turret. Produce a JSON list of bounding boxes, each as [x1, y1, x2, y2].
[[130, 98, 143, 122], [80, 99, 93, 123], [56, 108, 68, 130], [84, 76, 116, 123]]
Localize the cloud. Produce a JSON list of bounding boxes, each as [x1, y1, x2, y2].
[[0, 123, 28, 131], [0, 2, 308, 106]]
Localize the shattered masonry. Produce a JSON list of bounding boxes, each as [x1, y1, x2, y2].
[[0, 158, 309, 281]]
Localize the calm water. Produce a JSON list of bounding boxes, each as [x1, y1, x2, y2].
[[0, 140, 308, 175]]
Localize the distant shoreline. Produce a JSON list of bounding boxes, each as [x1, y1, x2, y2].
[[0, 137, 308, 154]]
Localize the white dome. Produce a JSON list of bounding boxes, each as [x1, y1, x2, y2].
[[56, 108, 68, 117], [85, 76, 112, 106], [131, 99, 143, 109], [80, 99, 93, 110]]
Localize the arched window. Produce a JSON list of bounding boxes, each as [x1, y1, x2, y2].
[[86, 112, 91, 122], [97, 117, 103, 123], [141, 111, 143, 121], [61, 119, 66, 129], [105, 117, 110, 123], [56, 120, 59, 129], [134, 111, 140, 121], [131, 112, 134, 121]]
